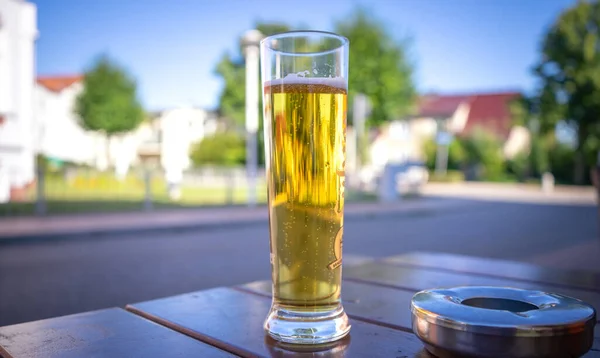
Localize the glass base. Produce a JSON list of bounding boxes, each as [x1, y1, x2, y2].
[[264, 304, 351, 345]]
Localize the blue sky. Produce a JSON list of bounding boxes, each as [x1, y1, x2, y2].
[[32, 0, 575, 111]]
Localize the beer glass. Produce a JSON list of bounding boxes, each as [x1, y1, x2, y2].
[[260, 31, 350, 344]]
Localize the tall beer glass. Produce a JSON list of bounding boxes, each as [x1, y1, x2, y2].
[[260, 31, 350, 344]]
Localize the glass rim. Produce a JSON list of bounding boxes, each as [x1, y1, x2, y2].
[[260, 30, 349, 56]]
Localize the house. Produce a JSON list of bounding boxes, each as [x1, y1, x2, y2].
[[138, 107, 219, 173], [0, 0, 37, 201], [35, 75, 106, 167], [35, 74, 138, 172], [34, 75, 219, 176], [368, 91, 530, 170]]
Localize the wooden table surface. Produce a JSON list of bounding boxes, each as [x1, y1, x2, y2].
[[1, 251, 599, 357]]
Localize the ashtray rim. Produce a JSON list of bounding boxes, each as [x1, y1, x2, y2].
[[410, 286, 596, 337]]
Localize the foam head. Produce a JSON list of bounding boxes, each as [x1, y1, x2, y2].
[[265, 73, 347, 90]]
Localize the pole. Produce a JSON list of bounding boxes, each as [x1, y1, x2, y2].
[[594, 151, 600, 240], [244, 32, 261, 207], [435, 120, 449, 176], [35, 163, 46, 216], [435, 142, 449, 176], [143, 168, 153, 211]]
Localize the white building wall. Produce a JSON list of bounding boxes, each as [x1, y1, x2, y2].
[[448, 102, 471, 134], [36, 83, 103, 166], [160, 107, 208, 172], [35, 81, 215, 176], [35, 82, 156, 172], [0, 0, 37, 191], [504, 125, 531, 159]]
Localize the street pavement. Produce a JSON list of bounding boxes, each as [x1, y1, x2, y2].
[[0, 198, 458, 240], [0, 195, 598, 327]]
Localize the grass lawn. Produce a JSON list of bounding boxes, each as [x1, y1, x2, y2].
[[0, 173, 378, 216], [0, 174, 268, 216]]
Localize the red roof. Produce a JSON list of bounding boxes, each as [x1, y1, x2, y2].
[[463, 92, 520, 138], [37, 75, 83, 92], [417, 91, 520, 138], [418, 95, 471, 117]]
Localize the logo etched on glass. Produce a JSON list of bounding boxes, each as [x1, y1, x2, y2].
[[328, 226, 343, 270]]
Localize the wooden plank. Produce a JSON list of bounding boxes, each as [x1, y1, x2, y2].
[[126, 287, 435, 358], [344, 261, 600, 319], [240, 280, 600, 341], [239, 282, 600, 356], [240, 280, 417, 333], [0, 307, 232, 358], [384, 251, 600, 292]]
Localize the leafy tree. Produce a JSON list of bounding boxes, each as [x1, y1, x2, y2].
[[533, 0, 600, 184], [214, 56, 246, 127], [215, 8, 417, 130], [509, 95, 533, 129], [75, 55, 144, 167], [548, 142, 578, 184], [189, 132, 245, 167], [214, 23, 292, 165], [529, 135, 550, 177], [335, 8, 415, 127], [506, 152, 529, 182]]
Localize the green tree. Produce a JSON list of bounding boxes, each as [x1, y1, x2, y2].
[[214, 55, 245, 127], [548, 142, 578, 184], [530, 135, 550, 177], [214, 23, 292, 165], [335, 8, 415, 127], [533, 0, 600, 184], [189, 133, 246, 167], [506, 152, 529, 181], [75, 55, 144, 168]]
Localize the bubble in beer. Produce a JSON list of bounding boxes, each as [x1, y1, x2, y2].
[[264, 74, 347, 311]]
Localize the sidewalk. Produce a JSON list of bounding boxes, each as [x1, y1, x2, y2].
[[0, 198, 457, 242], [422, 182, 597, 205]]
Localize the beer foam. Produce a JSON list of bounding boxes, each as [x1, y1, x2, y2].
[[265, 73, 347, 90]]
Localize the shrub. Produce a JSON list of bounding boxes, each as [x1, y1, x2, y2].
[[422, 137, 467, 172], [506, 152, 529, 182], [461, 129, 506, 181], [190, 132, 246, 167]]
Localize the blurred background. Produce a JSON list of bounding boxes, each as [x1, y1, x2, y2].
[[0, 0, 598, 326]]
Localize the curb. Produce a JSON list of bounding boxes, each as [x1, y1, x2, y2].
[[0, 217, 267, 245], [0, 206, 438, 245]]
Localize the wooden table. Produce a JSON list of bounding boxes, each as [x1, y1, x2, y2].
[[1, 252, 599, 357]]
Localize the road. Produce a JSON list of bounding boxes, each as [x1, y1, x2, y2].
[[0, 198, 598, 326]]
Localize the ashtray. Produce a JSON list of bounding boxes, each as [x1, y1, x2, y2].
[[411, 286, 596, 358]]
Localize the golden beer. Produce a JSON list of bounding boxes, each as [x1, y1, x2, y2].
[[263, 79, 347, 312]]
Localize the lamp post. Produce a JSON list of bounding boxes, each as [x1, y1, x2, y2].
[[242, 29, 263, 207], [593, 151, 600, 239]]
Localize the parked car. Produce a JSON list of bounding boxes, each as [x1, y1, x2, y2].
[[394, 161, 429, 194], [358, 161, 429, 197]]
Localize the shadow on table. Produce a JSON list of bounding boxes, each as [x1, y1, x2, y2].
[[264, 335, 351, 357], [263, 334, 433, 357]]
